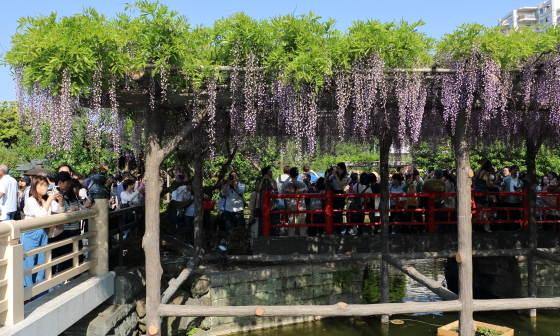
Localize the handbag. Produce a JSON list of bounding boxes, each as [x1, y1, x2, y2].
[[120, 203, 130, 209], [349, 184, 370, 210], [204, 200, 215, 211], [48, 225, 64, 238]]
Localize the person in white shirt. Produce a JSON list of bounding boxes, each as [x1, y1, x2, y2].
[[120, 179, 144, 207], [281, 167, 308, 237], [501, 165, 523, 231], [170, 176, 187, 233], [220, 171, 246, 230], [0, 165, 19, 220], [22, 175, 63, 287], [276, 166, 291, 193]]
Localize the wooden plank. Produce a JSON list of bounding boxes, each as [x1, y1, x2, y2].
[[531, 248, 560, 263], [382, 254, 458, 301], [18, 209, 99, 234], [202, 249, 531, 263], [160, 256, 201, 304], [24, 259, 97, 300], [473, 298, 560, 311], [158, 297, 560, 318], [108, 206, 143, 218], [23, 231, 97, 258], [158, 300, 463, 317], [23, 245, 97, 277]]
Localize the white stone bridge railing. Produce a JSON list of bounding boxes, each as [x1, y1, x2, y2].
[[0, 199, 109, 329]]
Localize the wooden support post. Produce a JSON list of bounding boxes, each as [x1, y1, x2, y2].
[[144, 107, 164, 336], [193, 152, 204, 254], [383, 254, 458, 301], [89, 198, 109, 275], [379, 136, 391, 324], [453, 111, 475, 336], [525, 140, 541, 318]]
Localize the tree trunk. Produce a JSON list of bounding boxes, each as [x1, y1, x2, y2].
[[144, 107, 164, 336], [452, 110, 475, 336], [525, 139, 541, 318], [379, 136, 392, 323], [193, 152, 204, 254]]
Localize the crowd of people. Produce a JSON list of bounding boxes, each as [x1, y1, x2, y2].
[[3, 158, 560, 296], [174, 161, 560, 239], [0, 164, 145, 300]]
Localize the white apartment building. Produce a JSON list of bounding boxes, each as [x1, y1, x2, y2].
[[498, 0, 560, 31]]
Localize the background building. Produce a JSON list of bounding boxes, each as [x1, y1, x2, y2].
[[499, 0, 559, 31]]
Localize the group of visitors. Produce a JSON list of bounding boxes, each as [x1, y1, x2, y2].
[[0, 163, 145, 301], [197, 161, 560, 238]]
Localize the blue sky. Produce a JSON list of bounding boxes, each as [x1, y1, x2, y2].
[[0, 0, 533, 102]]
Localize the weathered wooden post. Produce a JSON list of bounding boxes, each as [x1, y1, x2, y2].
[[453, 111, 475, 336], [88, 174, 110, 275], [193, 152, 204, 254], [379, 136, 392, 324]]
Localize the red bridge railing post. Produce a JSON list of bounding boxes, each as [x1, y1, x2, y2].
[[522, 188, 529, 231], [325, 189, 334, 235], [261, 189, 271, 237], [427, 193, 436, 233]]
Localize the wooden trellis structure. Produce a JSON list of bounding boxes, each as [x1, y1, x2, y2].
[[93, 67, 560, 336]]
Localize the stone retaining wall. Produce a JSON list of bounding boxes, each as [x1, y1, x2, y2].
[[519, 256, 560, 298], [61, 267, 146, 336], [207, 261, 365, 334], [184, 261, 367, 336], [62, 261, 367, 336]]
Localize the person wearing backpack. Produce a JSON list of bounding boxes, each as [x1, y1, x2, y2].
[[276, 166, 291, 192]]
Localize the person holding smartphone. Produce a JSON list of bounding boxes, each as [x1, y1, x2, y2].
[[220, 171, 246, 230]]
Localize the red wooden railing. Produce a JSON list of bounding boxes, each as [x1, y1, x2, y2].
[[260, 189, 560, 237]]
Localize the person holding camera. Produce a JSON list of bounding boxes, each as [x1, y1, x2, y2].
[[327, 162, 351, 235], [220, 171, 246, 230]]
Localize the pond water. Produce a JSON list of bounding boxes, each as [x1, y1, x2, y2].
[[241, 259, 560, 336]]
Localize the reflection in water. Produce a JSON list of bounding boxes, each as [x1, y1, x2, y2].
[[241, 259, 560, 336]]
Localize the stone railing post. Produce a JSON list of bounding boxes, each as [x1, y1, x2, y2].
[[88, 174, 110, 275], [0, 222, 24, 326]]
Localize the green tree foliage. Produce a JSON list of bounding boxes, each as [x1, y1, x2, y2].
[[3, 1, 434, 93], [436, 24, 560, 67], [412, 141, 560, 177], [0, 102, 27, 147]]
